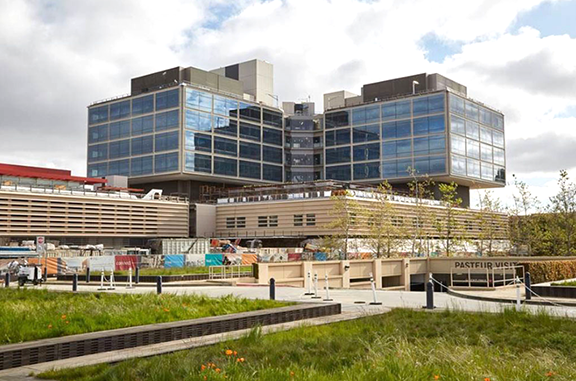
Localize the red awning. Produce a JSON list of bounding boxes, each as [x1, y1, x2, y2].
[[0, 163, 107, 185]]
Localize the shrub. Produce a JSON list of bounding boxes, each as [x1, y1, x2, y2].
[[520, 260, 576, 284]]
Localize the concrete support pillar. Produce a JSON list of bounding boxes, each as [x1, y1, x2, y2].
[[373, 259, 382, 289], [303, 261, 313, 289], [340, 260, 350, 289], [400, 258, 411, 291], [257, 263, 269, 285]]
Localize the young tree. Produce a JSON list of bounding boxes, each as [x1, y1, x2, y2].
[[434, 182, 463, 257], [325, 189, 361, 259], [362, 182, 404, 258], [549, 170, 576, 256], [475, 191, 506, 256], [508, 174, 542, 255], [407, 169, 434, 256]]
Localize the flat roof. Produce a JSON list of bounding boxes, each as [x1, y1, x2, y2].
[[0, 163, 107, 185]]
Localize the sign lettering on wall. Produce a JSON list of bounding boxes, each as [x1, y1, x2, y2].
[[454, 261, 519, 270]]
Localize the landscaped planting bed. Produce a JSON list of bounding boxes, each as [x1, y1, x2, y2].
[[39, 308, 576, 380], [0, 288, 287, 344]]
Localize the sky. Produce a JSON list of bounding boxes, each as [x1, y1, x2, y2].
[[1, 0, 575, 209]]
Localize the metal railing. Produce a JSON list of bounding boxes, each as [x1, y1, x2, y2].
[[208, 264, 245, 280], [450, 265, 525, 288]]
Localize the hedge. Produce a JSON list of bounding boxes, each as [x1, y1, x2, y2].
[[520, 260, 576, 284]]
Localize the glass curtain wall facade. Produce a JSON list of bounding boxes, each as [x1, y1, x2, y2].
[[323, 91, 505, 186], [88, 86, 285, 183], [284, 116, 323, 182]]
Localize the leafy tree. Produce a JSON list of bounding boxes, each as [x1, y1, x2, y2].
[[508, 174, 542, 255], [362, 182, 404, 258], [548, 170, 576, 255], [475, 191, 506, 256], [325, 189, 360, 259], [434, 182, 463, 257], [407, 169, 434, 256]]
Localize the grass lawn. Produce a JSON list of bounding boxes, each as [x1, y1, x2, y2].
[[39, 308, 576, 381], [114, 266, 253, 277], [0, 288, 286, 345], [551, 281, 576, 287]]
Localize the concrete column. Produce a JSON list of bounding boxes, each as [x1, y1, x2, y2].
[[400, 258, 411, 291], [340, 260, 350, 289], [373, 259, 382, 289], [303, 261, 313, 289], [257, 263, 269, 285]]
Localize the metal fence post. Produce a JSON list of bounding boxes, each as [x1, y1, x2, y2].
[[135, 266, 140, 284], [425, 280, 435, 309], [156, 276, 162, 294], [525, 272, 531, 300], [86, 267, 90, 283], [269, 278, 276, 300], [4, 272, 9, 288], [72, 273, 78, 292]]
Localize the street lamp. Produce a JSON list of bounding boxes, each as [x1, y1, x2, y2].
[[412, 80, 419, 95]]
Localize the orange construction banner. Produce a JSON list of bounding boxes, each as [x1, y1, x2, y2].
[[241, 254, 258, 265]]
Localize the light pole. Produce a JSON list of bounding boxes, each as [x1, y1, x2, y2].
[[412, 80, 419, 95]]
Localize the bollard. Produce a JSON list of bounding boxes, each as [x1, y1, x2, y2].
[[312, 272, 321, 299], [4, 272, 10, 288], [126, 268, 134, 289], [98, 270, 106, 290], [424, 280, 435, 309], [156, 276, 163, 294], [525, 272, 532, 301], [269, 278, 276, 300], [72, 273, 78, 292], [135, 266, 140, 284], [515, 276, 521, 311], [369, 272, 382, 305], [43, 267, 47, 282], [86, 267, 91, 284], [304, 271, 313, 295], [108, 270, 116, 290], [323, 273, 333, 301]]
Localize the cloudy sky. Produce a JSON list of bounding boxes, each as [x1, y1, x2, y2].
[[1, 0, 575, 207]]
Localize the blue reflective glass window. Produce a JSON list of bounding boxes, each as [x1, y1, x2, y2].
[[87, 163, 108, 177], [109, 139, 130, 159], [480, 107, 491, 126], [326, 147, 351, 164], [493, 131, 504, 148], [449, 94, 465, 115], [263, 164, 282, 182], [325, 130, 335, 146], [156, 110, 180, 131], [481, 144, 492, 162], [240, 161, 261, 179], [214, 116, 237, 137], [467, 138, 480, 159], [185, 131, 211, 153], [413, 118, 428, 136], [325, 111, 349, 128], [89, 105, 109, 125], [492, 113, 504, 131], [214, 137, 237, 157], [185, 89, 212, 112], [263, 146, 282, 164], [88, 143, 108, 162], [382, 139, 411, 158], [466, 121, 479, 140], [353, 124, 380, 143], [130, 156, 153, 176], [185, 109, 210, 132], [131, 116, 154, 136], [397, 159, 412, 177], [155, 89, 179, 111], [396, 101, 411, 119], [413, 97, 428, 116], [353, 143, 380, 162], [451, 135, 466, 155], [89, 124, 108, 143], [214, 157, 237, 177], [430, 156, 446, 174], [240, 142, 261, 160], [465, 101, 479, 121], [263, 128, 282, 146], [428, 94, 445, 114], [429, 136, 445, 154], [214, 95, 238, 117], [335, 129, 350, 145], [131, 135, 153, 156], [413, 137, 429, 156], [110, 100, 130, 120], [263, 109, 283, 128], [325, 165, 351, 181], [239, 102, 261, 123], [352, 107, 366, 125], [155, 131, 179, 152], [480, 127, 492, 144], [108, 159, 130, 176], [451, 155, 466, 175], [467, 158, 481, 178], [239, 122, 260, 141], [382, 103, 396, 121], [109, 121, 131, 140], [428, 115, 445, 133], [382, 161, 397, 177], [155, 152, 179, 173], [382, 121, 410, 139], [132, 95, 153, 116], [185, 153, 211, 173], [450, 115, 466, 135], [365, 105, 380, 123], [414, 157, 429, 175], [481, 162, 493, 180], [493, 148, 505, 165], [353, 162, 380, 180]]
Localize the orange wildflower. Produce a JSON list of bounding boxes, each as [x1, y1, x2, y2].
[[225, 349, 233, 356], [546, 371, 556, 377], [65, 321, 69, 325], [201, 365, 206, 371], [215, 368, 221, 373], [61, 314, 67, 320], [163, 308, 170, 312], [434, 376, 440, 380], [290, 371, 295, 377], [48, 324, 52, 329], [240, 358, 245, 362], [237, 358, 241, 362], [203, 377, 207, 381], [233, 351, 238, 356], [484, 378, 491, 381]]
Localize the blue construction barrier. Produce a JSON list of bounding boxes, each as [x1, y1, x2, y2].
[[205, 253, 223, 266], [164, 254, 185, 268], [313, 252, 327, 261]]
